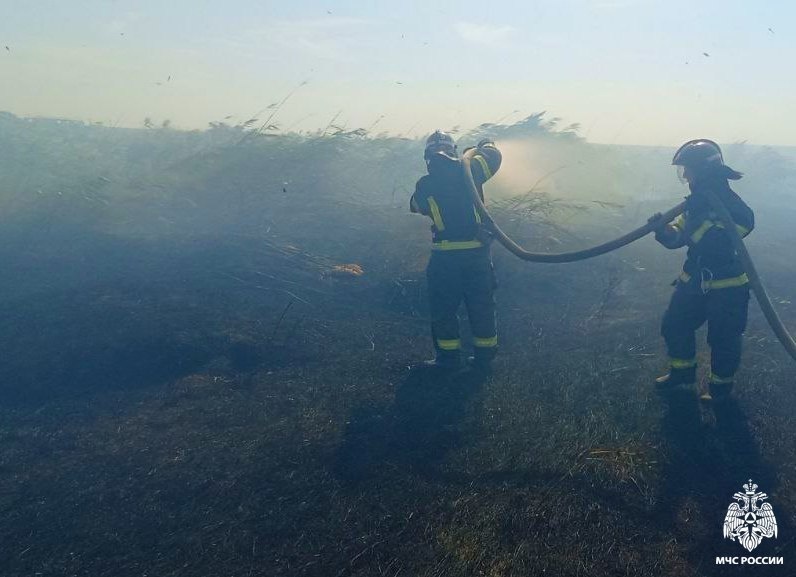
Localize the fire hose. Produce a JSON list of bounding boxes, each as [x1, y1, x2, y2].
[[461, 148, 796, 361]]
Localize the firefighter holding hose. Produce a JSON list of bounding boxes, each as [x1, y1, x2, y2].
[[652, 139, 754, 399], [410, 131, 502, 373]]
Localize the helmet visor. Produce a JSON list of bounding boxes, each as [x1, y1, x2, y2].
[[677, 165, 688, 184]]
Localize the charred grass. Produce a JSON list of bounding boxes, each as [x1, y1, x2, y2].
[[1, 129, 796, 576]]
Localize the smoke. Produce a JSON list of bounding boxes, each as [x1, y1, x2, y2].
[[489, 137, 686, 207], [488, 137, 630, 203], [488, 138, 570, 199]]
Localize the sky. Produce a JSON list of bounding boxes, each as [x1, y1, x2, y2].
[[1, 0, 794, 145]]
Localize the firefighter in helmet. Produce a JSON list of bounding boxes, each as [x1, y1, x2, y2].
[[410, 130, 502, 372], [652, 139, 753, 399]]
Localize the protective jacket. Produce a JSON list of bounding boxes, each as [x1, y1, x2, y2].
[[410, 143, 502, 250], [656, 179, 754, 293]]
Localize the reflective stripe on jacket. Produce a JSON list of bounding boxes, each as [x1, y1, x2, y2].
[[659, 180, 754, 291], [410, 144, 502, 250]]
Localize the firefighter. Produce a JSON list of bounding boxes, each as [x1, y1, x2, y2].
[[410, 130, 502, 372], [652, 139, 753, 399]]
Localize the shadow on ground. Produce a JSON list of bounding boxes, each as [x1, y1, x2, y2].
[[334, 366, 489, 485], [656, 387, 794, 575]]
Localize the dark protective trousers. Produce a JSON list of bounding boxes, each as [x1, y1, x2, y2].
[[661, 285, 750, 381], [426, 248, 497, 363]]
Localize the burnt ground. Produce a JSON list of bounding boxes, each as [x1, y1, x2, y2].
[[1, 178, 796, 576]]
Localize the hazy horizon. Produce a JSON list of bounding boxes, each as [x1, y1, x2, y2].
[[2, 0, 795, 146]]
